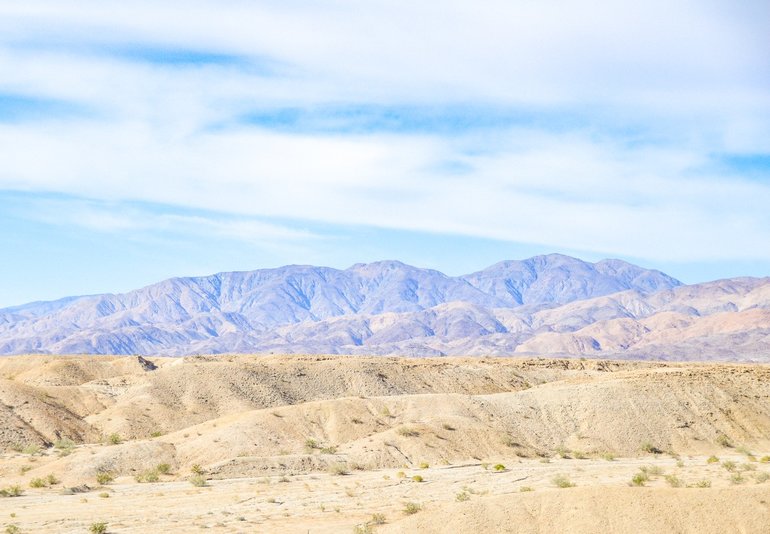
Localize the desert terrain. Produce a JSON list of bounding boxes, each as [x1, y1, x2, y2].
[[1, 354, 769, 533]]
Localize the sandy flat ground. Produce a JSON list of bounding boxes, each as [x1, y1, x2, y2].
[[1, 354, 770, 533], [2, 452, 769, 533]]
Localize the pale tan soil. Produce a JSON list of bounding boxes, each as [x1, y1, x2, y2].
[[1, 354, 769, 533]]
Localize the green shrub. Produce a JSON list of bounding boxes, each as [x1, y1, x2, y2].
[[519, 486, 534, 492], [403, 502, 421, 515], [189, 475, 207, 487], [707, 455, 719, 464], [5, 524, 21, 534], [54, 438, 75, 451], [328, 463, 349, 476], [730, 473, 745, 485], [156, 463, 172, 475], [754, 471, 770, 483], [29, 478, 47, 488], [0, 485, 24, 497], [552, 474, 575, 488], [96, 472, 114, 485], [412, 475, 424, 483], [107, 434, 122, 446], [21, 444, 40, 455], [89, 523, 107, 534], [760, 455, 770, 463], [419, 462, 429, 469], [640, 442, 661, 454], [370, 513, 386, 525], [721, 460, 737, 472], [493, 464, 506, 472], [135, 470, 160, 483], [397, 427, 420, 438], [664, 474, 683, 487], [631, 472, 648, 486], [716, 434, 732, 448], [191, 464, 204, 475], [455, 491, 470, 502], [693, 479, 711, 488]]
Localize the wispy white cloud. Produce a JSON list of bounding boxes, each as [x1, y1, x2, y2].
[[0, 0, 768, 269]]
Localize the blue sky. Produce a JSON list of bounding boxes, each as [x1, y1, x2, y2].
[[0, 1, 769, 307]]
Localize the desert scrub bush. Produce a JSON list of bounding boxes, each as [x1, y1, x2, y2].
[[89, 523, 107, 534], [395, 471, 406, 479], [155, 463, 172, 475], [600, 452, 616, 461], [46, 474, 59, 485], [403, 502, 421, 515], [99, 492, 110, 498], [493, 464, 506, 472], [630, 472, 649, 487], [501, 435, 520, 448], [369, 513, 386, 524], [760, 455, 770, 463], [352, 524, 374, 534], [397, 427, 420, 438], [29, 478, 47, 488], [640, 465, 663, 476], [5, 524, 21, 534], [676, 459, 685, 468], [419, 462, 429, 469], [304, 438, 319, 451], [716, 434, 732, 448], [95, 471, 114, 485], [664, 474, 683, 488], [552, 474, 575, 488], [21, 444, 40, 455], [106, 434, 121, 446], [135, 470, 160, 483], [191, 464, 204, 475], [328, 463, 349, 476], [640, 442, 662, 454], [692, 479, 711, 488], [740, 463, 756, 472], [456, 491, 470, 502], [730, 473, 745, 485], [0, 485, 24, 497], [707, 455, 719, 464], [54, 438, 75, 456], [721, 460, 737, 472], [320, 446, 338, 454], [555, 446, 570, 459], [411, 475, 424, 483], [188, 475, 207, 487], [572, 450, 588, 460], [519, 486, 534, 492], [754, 471, 770, 483]]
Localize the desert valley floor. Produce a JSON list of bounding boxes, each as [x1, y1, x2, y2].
[[1, 354, 769, 533]]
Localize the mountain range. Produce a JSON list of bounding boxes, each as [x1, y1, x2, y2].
[[1, 253, 768, 360]]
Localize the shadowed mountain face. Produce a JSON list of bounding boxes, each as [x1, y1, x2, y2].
[[6, 253, 764, 359]]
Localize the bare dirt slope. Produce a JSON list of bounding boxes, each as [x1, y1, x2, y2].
[[1, 354, 769, 533]]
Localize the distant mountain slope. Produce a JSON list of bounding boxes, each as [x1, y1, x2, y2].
[[4, 253, 745, 358]]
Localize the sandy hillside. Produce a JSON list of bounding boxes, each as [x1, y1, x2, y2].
[[1, 354, 769, 533]]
